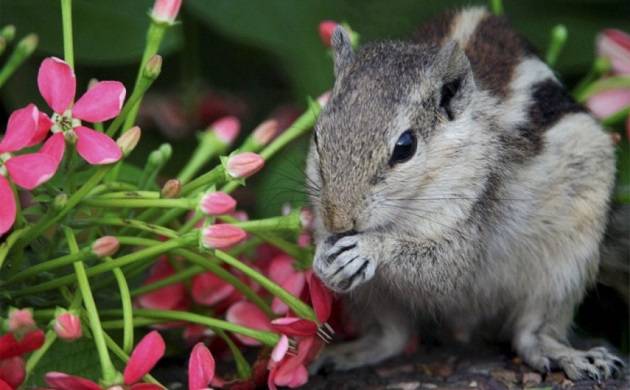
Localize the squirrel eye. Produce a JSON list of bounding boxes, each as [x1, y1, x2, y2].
[[389, 130, 417, 165]]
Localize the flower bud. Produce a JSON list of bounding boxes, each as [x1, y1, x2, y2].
[[299, 207, 314, 230], [212, 116, 240, 145], [1, 25, 16, 42], [226, 152, 264, 179], [200, 192, 237, 216], [317, 90, 331, 108], [201, 224, 247, 249], [53, 311, 82, 341], [151, 0, 183, 24], [53, 193, 68, 210], [596, 29, 630, 75], [318, 20, 338, 47], [117, 126, 141, 156], [143, 55, 162, 80], [159, 143, 173, 160], [7, 308, 35, 333], [161, 179, 182, 198], [252, 119, 278, 146], [16, 33, 38, 56], [92, 236, 120, 258]]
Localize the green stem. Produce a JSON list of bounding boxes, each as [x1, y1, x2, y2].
[[12, 233, 197, 297], [82, 197, 197, 209], [104, 309, 279, 346], [25, 330, 57, 376], [489, 0, 503, 15], [572, 57, 611, 99], [0, 34, 38, 88], [545, 24, 567, 67], [131, 266, 203, 296], [73, 217, 178, 238], [603, 107, 630, 126], [65, 227, 117, 383], [213, 249, 317, 321], [0, 227, 26, 271], [5, 248, 92, 284], [122, 22, 167, 131], [109, 261, 134, 354], [181, 166, 225, 196], [178, 131, 228, 183], [60, 0, 74, 68]]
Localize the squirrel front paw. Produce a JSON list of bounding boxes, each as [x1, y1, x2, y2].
[[313, 234, 376, 293]]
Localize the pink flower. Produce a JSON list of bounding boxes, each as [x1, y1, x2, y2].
[[586, 89, 630, 118], [37, 57, 124, 166], [200, 192, 237, 216], [0, 104, 58, 235], [267, 336, 315, 390], [188, 343, 215, 390], [151, 0, 183, 24], [137, 258, 188, 311], [225, 301, 272, 346], [53, 312, 82, 341], [201, 224, 247, 249], [252, 119, 278, 146], [225, 152, 264, 179], [0, 329, 45, 360], [212, 116, 240, 145], [318, 21, 338, 47], [191, 271, 236, 306], [45, 331, 165, 390], [91, 236, 120, 258], [267, 255, 306, 315], [0, 357, 25, 390], [7, 308, 35, 333], [597, 29, 630, 75]]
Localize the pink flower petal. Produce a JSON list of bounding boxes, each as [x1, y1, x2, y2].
[[26, 112, 54, 147], [307, 273, 333, 323], [137, 258, 187, 310], [38, 57, 76, 114], [45, 372, 102, 390], [0, 104, 39, 153], [6, 152, 57, 190], [268, 254, 296, 284], [191, 271, 236, 306], [597, 29, 630, 75], [212, 116, 240, 145], [73, 81, 126, 123], [40, 132, 66, 168], [318, 20, 338, 47], [130, 384, 164, 390], [123, 331, 165, 385], [225, 301, 272, 346], [0, 356, 25, 389], [270, 317, 318, 337], [271, 334, 289, 363], [0, 379, 12, 390], [272, 272, 306, 315], [188, 343, 215, 390], [586, 88, 630, 118], [75, 126, 122, 165]]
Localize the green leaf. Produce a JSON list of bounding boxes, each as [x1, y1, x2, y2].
[[25, 336, 124, 387]]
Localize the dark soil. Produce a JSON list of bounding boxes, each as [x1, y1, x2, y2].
[[304, 344, 629, 390]]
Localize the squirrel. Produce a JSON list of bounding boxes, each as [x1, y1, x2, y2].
[[307, 6, 626, 381]]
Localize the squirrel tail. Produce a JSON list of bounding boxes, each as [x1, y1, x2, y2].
[[598, 203, 630, 305]]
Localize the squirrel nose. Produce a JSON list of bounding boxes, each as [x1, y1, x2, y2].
[[324, 206, 355, 234]]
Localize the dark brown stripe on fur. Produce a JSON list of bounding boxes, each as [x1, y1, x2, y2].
[[465, 14, 534, 97], [412, 9, 455, 46]]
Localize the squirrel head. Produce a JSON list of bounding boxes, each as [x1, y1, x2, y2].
[[308, 26, 490, 239]]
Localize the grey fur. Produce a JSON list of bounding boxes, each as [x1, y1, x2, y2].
[[307, 6, 623, 381]]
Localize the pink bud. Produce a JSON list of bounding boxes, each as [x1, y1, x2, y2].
[[231, 210, 249, 221], [252, 119, 278, 146], [117, 126, 141, 156], [151, 0, 182, 24], [200, 192, 237, 216], [299, 207, 314, 230], [212, 116, 240, 145], [201, 224, 247, 249], [7, 308, 35, 333], [53, 312, 82, 341], [161, 179, 182, 199], [226, 152, 264, 179], [597, 29, 630, 75], [318, 20, 338, 47], [317, 90, 331, 108], [92, 236, 120, 258]]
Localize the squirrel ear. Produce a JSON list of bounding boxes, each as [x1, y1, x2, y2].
[[432, 41, 475, 120], [331, 26, 354, 78]]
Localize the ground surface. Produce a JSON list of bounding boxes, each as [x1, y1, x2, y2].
[[304, 344, 629, 390]]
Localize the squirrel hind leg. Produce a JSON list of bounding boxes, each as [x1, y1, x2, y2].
[[513, 306, 625, 381], [310, 293, 413, 373]]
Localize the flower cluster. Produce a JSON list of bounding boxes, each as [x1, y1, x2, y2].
[[0, 310, 44, 389]]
